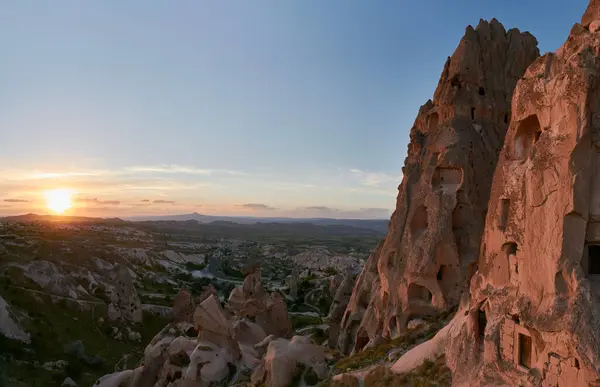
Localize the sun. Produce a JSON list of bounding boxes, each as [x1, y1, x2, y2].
[[44, 189, 73, 214]]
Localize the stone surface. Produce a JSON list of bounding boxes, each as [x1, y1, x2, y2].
[[446, 3, 600, 385], [0, 295, 30, 342], [172, 288, 194, 323], [289, 268, 299, 299], [227, 266, 293, 339], [194, 294, 241, 359], [107, 264, 142, 323], [251, 335, 328, 387], [328, 270, 357, 347], [337, 18, 539, 355], [582, 0, 600, 27]]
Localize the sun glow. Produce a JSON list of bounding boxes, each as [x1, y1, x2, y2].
[[44, 189, 73, 214]]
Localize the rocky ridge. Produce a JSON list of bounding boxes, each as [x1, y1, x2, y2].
[[444, 1, 600, 385], [337, 18, 540, 355]]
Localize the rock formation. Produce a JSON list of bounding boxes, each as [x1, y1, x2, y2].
[[227, 265, 293, 339], [337, 19, 539, 354], [172, 288, 195, 324], [289, 268, 299, 299], [107, 264, 142, 323], [446, 2, 600, 385], [251, 335, 329, 387], [327, 269, 355, 348]]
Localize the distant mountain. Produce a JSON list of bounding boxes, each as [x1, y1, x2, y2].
[[0, 213, 126, 225], [125, 212, 389, 233]]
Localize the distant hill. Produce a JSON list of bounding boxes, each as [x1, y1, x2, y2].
[[125, 212, 389, 233], [0, 213, 126, 225]]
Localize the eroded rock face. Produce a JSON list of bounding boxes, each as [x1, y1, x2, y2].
[[227, 266, 293, 339], [447, 4, 600, 385], [172, 288, 195, 324], [251, 335, 328, 387], [338, 19, 539, 354], [107, 264, 142, 323], [327, 269, 355, 348]]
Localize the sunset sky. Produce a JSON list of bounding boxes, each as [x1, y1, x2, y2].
[[0, 0, 587, 218]]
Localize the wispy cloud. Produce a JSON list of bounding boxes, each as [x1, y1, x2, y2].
[[239, 203, 277, 210], [153, 200, 175, 204], [3, 199, 29, 203], [141, 199, 150, 202], [75, 197, 121, 205], [349, 169, 399, 188], [124, 165, 246, 176], [302, 206, 336, 211]]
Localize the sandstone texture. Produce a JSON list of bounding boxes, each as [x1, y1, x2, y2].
[[446, 2, 600, 385], [337, 19, 540, 355]]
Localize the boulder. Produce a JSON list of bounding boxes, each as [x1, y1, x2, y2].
[[194, 294, 241, 359], [251, 336, 328, 387], [256, 292, 293, 339], [61, 377, 77, 386]]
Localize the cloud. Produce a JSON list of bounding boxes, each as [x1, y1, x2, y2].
[[125, 165, 246, 176], [75, 197, 121, 205], [350, 169, 399, 188], [141, 199, 150, 202], [239, 203, 277, 210], [153, 200, 175, 204], [301, 206, 338, 212], [358, 207, 393, 217], [3, 199, 29, 203]]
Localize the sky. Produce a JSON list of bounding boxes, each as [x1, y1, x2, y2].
[[0, 0, 589, 219]]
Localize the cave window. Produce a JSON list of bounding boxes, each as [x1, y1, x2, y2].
[[477, 309, 487, 339], [479, 87, 485, 96], [471, 107, 476, 120], [574, 358, 580, 369], [588, 245, 600, 274], [437, 267, 443, 281], [503, 242, 517, 256], [518, 333, 532, 369], [355, 328, 370, 351], [407, 283, 432, 304], [514, 114, 541, 160], [411, 205, 428, 241], [500, 199, 510, 229], [429, 112, 439, 132]]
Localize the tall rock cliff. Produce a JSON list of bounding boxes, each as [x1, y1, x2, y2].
[[336, 19, 539, 354], [447, 2, 600, 385]]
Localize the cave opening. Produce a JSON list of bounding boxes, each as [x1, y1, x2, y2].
[[477, 309, 487, 339], [514, 114, 541, 160], [588, 245, 600, 275], [500, 198, 510, 229], [518, 333, 532, 369]]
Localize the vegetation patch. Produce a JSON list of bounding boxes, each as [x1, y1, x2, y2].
[[291, 314, 322, 330], [334, 308, 455, 373], [0, 287, 169, 386], [363, 355, 451, 387]]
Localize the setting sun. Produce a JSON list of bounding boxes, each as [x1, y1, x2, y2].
[[44, 189, 73, 214]]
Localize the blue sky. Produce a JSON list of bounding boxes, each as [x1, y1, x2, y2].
[[0, 0, 588, 218]]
